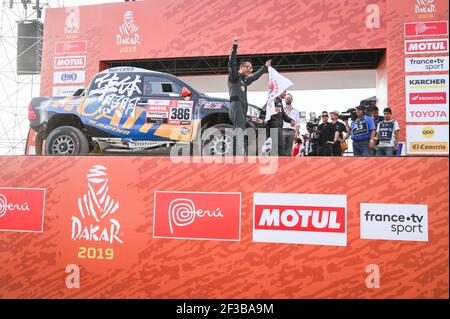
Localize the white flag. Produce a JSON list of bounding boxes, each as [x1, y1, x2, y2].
[[264, 66, 294, 122]]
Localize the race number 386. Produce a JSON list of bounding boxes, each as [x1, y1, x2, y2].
[[169, 106, 192, 124], [170, 107, 191, 120]]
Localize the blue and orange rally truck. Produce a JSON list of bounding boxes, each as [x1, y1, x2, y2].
[[26, 67, 265, 155]]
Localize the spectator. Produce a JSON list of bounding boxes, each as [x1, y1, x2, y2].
[[304, 123, 318, 156], [316, 111, 339, 156], [292, 138, 305, 157], [349, 105, 376, 156], [375, 107, 400, 156], [266, 91, 296, 156], [371, 105, 385, 128], [330, 110, 350, 156], [370, 106, 385, 155], [282, 93, 301, 156]]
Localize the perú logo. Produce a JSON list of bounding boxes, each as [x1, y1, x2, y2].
[[0, 193, 30, 218], [168, 198, 223, 234], [117, 11, 140, 46], [415, 23, 438, 34], [153, 191, 240, 241], [64, 7, 80, 34], [415, 0, 436, 14], [71, 165, 123, 244]]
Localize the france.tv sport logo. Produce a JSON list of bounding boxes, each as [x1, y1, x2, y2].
[[153, 191, 241, 241], [360, 203, 428, 242]]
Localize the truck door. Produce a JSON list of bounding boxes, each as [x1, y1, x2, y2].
[[135, 75, 196, 142]]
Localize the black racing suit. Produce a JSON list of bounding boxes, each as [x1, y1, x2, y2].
[[267, 97, 294, 156], [228, 43, 267, 154]]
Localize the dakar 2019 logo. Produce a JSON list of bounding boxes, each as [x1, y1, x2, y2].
[[116, 11, 140, 53], [64, 7, 80, 37], [415, 0, 436, 14], [71, 165, 123, 261]]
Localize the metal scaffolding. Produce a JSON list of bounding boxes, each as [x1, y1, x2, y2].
[[0, 1, 49, 155], [107, 49, 385, 76]]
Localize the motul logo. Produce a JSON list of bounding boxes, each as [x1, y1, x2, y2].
[[54, 56, 86, 69], [255, 205, 345, 233], [253, 193, 347, 246], [409, 92, 446, 104], [405, 39, 448, 54]]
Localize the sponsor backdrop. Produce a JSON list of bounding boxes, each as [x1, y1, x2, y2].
[[37, 0, 450, 152], [396, 2, 449, 153], [0, 156, 448, 298]]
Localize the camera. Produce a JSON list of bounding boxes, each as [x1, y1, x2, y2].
[[339, 107, 357, 121], [339, 104, 373, 122], [339, 96, 375, 122], [307, 112, 320, 129]]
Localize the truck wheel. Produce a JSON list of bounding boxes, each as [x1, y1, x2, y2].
[[45, 126, 90, 155], [201, 124, 235, 156]]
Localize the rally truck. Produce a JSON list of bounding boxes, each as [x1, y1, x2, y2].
[[26, 67, 265, 155]]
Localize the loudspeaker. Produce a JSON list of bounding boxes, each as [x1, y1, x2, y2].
[[17, 20, 43, 75]]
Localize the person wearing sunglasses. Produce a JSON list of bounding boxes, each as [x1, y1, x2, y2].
[[228, 35, 272, 155], [316, 111, 339, 156]]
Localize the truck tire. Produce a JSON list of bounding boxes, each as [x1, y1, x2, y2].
[[201, 124, 235, 156], [44, 126, 90, 155]]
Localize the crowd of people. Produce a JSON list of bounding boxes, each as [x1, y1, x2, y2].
[[293, 105, 400, 157], [227, 36, 400, 157]]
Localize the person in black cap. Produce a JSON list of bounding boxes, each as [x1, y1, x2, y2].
[[349, 105, 376, 156], [228, 35, 272, 155]]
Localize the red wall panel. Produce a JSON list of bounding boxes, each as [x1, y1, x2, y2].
[[40, 0, 387, 96], [0, 156, 448, 298]]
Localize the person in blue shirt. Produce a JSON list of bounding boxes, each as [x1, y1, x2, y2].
[[350, 105, 376, 156]]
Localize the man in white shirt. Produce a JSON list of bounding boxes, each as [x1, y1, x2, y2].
[[282, 93, 301, 156], [374, 107, 400, 156]]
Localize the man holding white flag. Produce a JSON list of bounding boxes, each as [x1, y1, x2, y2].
[[265, 67, 296, 156]]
